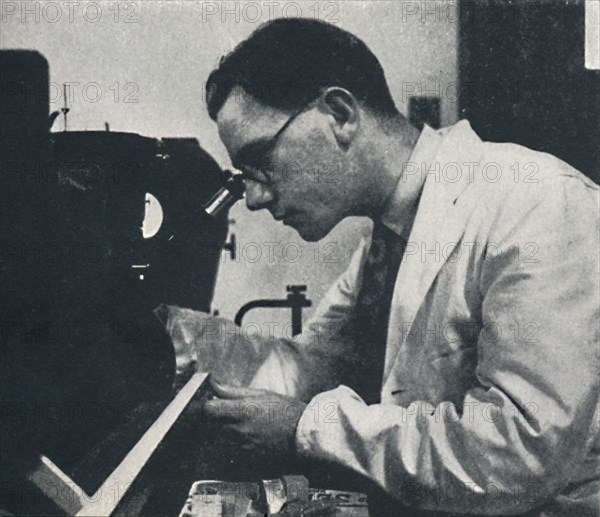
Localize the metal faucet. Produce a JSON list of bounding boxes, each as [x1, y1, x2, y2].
[[234, 285, 312, 336]]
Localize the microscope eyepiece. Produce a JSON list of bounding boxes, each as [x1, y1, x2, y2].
[[204, 171, 245, 217]]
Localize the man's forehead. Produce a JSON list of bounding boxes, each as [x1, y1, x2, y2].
[[216, 85, 287, 156]]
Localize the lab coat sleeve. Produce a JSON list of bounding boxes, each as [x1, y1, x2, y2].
[[249, 231, 371, 400], [295, 176, 600, 514]]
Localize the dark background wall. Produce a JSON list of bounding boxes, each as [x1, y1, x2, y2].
[[459, 0, 599, 184]]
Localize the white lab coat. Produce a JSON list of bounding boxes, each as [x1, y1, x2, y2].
[[248, 121, 600, 516]]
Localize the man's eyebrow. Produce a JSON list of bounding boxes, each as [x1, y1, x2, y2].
[[232, 138, 270, 169]]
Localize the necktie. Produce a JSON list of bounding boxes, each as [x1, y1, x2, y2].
[[348, 222, 406, 404]]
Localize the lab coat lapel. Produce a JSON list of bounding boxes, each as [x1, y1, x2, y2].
[[383, 121, 484, 384]]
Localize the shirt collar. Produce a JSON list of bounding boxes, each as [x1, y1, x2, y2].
[[380, 124, 443, 239]]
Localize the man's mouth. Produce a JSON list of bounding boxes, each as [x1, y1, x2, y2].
[[272, 211, 299, 224]]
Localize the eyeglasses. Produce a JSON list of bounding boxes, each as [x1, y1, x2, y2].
[[235, 105, 307, 185]]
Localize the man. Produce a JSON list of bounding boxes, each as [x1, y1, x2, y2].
[[195, 18, 599, 516]]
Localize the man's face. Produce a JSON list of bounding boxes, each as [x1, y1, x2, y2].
[[216, 86, 353, 241]]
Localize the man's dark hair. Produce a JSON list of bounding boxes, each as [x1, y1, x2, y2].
[[206, 18, 400, 120]]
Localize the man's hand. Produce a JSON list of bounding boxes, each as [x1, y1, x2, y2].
[[204, 380, 307, 458]]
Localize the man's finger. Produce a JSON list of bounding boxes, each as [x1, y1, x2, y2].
[[210, 379, 267, 399], [221, 423, 244, 440], [203, 399, 242, 421]]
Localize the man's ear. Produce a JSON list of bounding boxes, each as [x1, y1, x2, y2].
[[318, 87, 359, 150]]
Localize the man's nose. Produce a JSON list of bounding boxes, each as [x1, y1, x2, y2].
[[244, 181, 274, 211]]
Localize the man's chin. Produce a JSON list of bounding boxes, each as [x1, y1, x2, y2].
[[291, 222, 332, 242]]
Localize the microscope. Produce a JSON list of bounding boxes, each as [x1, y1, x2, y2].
[[0, 48, 313, 516]]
